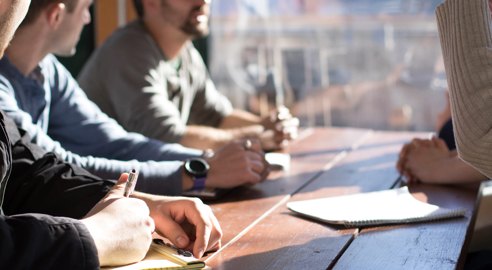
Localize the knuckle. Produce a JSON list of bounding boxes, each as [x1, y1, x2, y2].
[[203, 220, 213, 231], [145, 216, 154, 227], [191, 197, 204, 206], [135, 199, 147, 208], [240, 159, 249, 168], [216, 226, 224, 239]]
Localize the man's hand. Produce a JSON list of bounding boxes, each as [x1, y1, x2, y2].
[[133, 194, 222, 258], [397, 137, 452, 183], [205, 139, 270, 188], [260, 106, 299, 151], [81, 174, 155, 266]]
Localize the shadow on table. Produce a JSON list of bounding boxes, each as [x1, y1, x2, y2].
[[210, 237, 347, 270], [207, 150, 403, 206], [281, 211, 348, 231], [292, 152, 402, 197]]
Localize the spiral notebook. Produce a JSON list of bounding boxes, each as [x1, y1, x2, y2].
[[103, 239, 211, 270], [287, 187, 467, 228]]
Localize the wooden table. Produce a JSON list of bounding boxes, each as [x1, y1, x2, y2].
[[202, 128, 481, 270]]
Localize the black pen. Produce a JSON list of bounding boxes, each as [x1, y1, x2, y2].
[[391, 174, 404, 189], [124, 169, 139, 197]]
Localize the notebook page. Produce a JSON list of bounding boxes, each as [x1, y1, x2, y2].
[[287, 187, 466, 227]]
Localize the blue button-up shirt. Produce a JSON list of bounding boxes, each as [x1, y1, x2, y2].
[[0, 54, 202, 195]]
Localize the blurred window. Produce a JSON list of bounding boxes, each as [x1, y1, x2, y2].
[[208, 0, 447, 131]]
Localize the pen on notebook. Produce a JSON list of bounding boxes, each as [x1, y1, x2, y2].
[[124, 169, 139, 197], [390, 173, 404, 189]]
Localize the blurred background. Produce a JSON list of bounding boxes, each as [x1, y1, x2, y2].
[[63, 0, 447, 132]]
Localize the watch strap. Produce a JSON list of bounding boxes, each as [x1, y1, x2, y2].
[[192, 177, 207, 190]]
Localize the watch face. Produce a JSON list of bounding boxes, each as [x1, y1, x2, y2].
[[185, 158, 209, 177], [190, 159, 206, 172]]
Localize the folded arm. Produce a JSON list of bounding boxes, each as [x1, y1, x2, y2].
[[0, 214, 99, 270], [436, 0, 492, 178]]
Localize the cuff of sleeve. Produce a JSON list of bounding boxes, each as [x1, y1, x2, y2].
[[73, 220, 100, 270], [135, 161, 183, 196]]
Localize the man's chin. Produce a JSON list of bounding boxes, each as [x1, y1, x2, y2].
[[54, 48, 77, 58], [182, 23, 209, 39]]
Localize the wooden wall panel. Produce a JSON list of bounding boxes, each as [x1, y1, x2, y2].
[[94, 0, 137, 46]]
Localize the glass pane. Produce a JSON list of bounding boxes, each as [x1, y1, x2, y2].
[[208, 0, 447, 131]]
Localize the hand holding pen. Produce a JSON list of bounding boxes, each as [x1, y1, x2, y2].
[[81, 172, 154, 266]]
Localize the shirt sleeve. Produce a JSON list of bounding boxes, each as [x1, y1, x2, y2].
[[48, 55, 201, 161], [0, 59, 199, 196], [436, 0, 492, 178], [0, 214, 100, 270]]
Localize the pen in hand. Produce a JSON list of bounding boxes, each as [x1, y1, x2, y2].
[[124, 169, 139, 197]]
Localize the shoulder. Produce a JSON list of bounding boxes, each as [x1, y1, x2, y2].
[[41, 54, 72, 77], [41, 54, 77, 85], [95, 20, 160, 62], [81, 20, 163, 80], [0, 57, 25, 94]]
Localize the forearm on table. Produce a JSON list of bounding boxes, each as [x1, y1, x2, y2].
[[433, 156, 488, 184], [179, 125, 263, 150], [436, 0, 492, 178], [218, 109, 261, 129]]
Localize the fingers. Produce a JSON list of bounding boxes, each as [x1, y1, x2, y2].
[[244, 151, 267, 172], [193, 214, 211, 258], [154, 212, 191, 249], [397, 143, 411, 173], [106, 173, 129, 199], [240, 139, 269, 183], [149, 216, 156, 235], [244, 151, 269, 184], [188, 204, 222, 258], [156, 199, 222, 259], [434, 137, 450, 152], [206, 206, 222, 251], [260, 155, 271, 181], [260, 165, 271, 181], [274, 118, 299, 143], [241, 138, 262, 154], [403, 167, 413, 183]]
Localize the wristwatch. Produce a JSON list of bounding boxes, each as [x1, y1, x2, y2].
[[184, 158, 209, 190]]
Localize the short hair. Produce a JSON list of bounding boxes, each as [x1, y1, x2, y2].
[[133, 0, 144, 18], [21, 0, 79, 26]]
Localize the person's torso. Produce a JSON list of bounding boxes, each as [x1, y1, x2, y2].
[[80, 20, 206, 126], [0, 56, 53, 134]]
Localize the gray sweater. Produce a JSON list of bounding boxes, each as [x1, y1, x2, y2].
[[78, 20, 233, 144], [436, 0, 492, 178]]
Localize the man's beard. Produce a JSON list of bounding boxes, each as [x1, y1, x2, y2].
[[0, 2, 18, 58], [160, 0, 210, 38], [180, 14, 209, 38]]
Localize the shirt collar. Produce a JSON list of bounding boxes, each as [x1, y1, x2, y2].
[[0, 55, 45, 84]]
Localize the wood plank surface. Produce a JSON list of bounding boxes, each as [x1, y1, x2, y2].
[[206, 130, 427, 269], [328, 131, 482, 270], [204, 128, 370, 259], [332, 184, 481, 270]]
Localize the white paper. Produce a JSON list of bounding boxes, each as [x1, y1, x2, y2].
[[287, 187, 466, 227]]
